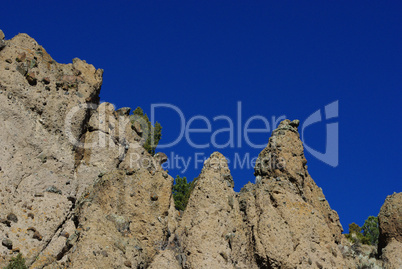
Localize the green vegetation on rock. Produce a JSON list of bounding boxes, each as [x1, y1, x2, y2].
[[130, 107, 162, 155], [361, 216, 379, 245], [4, 254, 27, 269], [172, 176, 196, 211], [345, 216, 379, 246]]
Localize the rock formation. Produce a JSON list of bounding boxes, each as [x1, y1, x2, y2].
[[0, 30, 177, 268], [0, 30, 400, 268], [378, 192, 402, 269], [240, 119, 346, 268]]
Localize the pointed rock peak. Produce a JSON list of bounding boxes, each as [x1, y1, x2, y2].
[[272, 119, 300, 136], [203, 152, 228, 170], [9, 32, 41, 50], [200, 152, 234, 188], [254, 119, 307, 183]]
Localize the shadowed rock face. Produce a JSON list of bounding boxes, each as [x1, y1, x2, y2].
[[378, 193, 402, 248], [0, 30, 400, 269], [378, 192, 402, 269]]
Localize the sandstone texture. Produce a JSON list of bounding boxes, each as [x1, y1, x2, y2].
[[0, 30, 400, 268]]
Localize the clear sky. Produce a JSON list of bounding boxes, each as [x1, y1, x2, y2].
[[1, 1, 401, 231]]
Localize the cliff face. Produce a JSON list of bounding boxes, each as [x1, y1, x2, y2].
[[0, 30, 400, 269], [378, 193, 402, 269], [0, 31, 176, 268], [0, 31, 102, 266]]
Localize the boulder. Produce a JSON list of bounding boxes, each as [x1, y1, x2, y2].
[[378, 192, 402, 249], [378, 192, 402, 269]]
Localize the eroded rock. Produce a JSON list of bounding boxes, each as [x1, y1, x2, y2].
[[0, 30, 399, 269], [378, 192, 402, 268]]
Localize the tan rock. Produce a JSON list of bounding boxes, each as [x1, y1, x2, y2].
[[378, 192, 402, 248], [381, 239, 402, 269], [0, 32, 140, 268], [378, 192, 402, 269], [175, 122, 347, 268], [1, 31, 397, 269], [0, 29, 5, 51], [148, 249, 181, 269], [177, 152, 256, 268], [254, 119, 343, 243], [66, 169, 175, 269]]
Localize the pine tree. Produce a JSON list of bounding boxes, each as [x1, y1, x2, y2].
[[362, 216, 379, 245], [130, 106, 162, 155], [172, 176, 193, 211], [345, 216, 379, 246]]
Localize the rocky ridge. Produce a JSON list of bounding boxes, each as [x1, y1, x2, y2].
[[0, 30, 400, 268]]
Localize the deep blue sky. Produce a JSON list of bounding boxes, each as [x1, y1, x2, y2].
[[1, 1, 401, 231]]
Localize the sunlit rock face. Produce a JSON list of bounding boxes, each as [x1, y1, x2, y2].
[[0, 30, 399, 269], [0, 30, 176, 268]]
